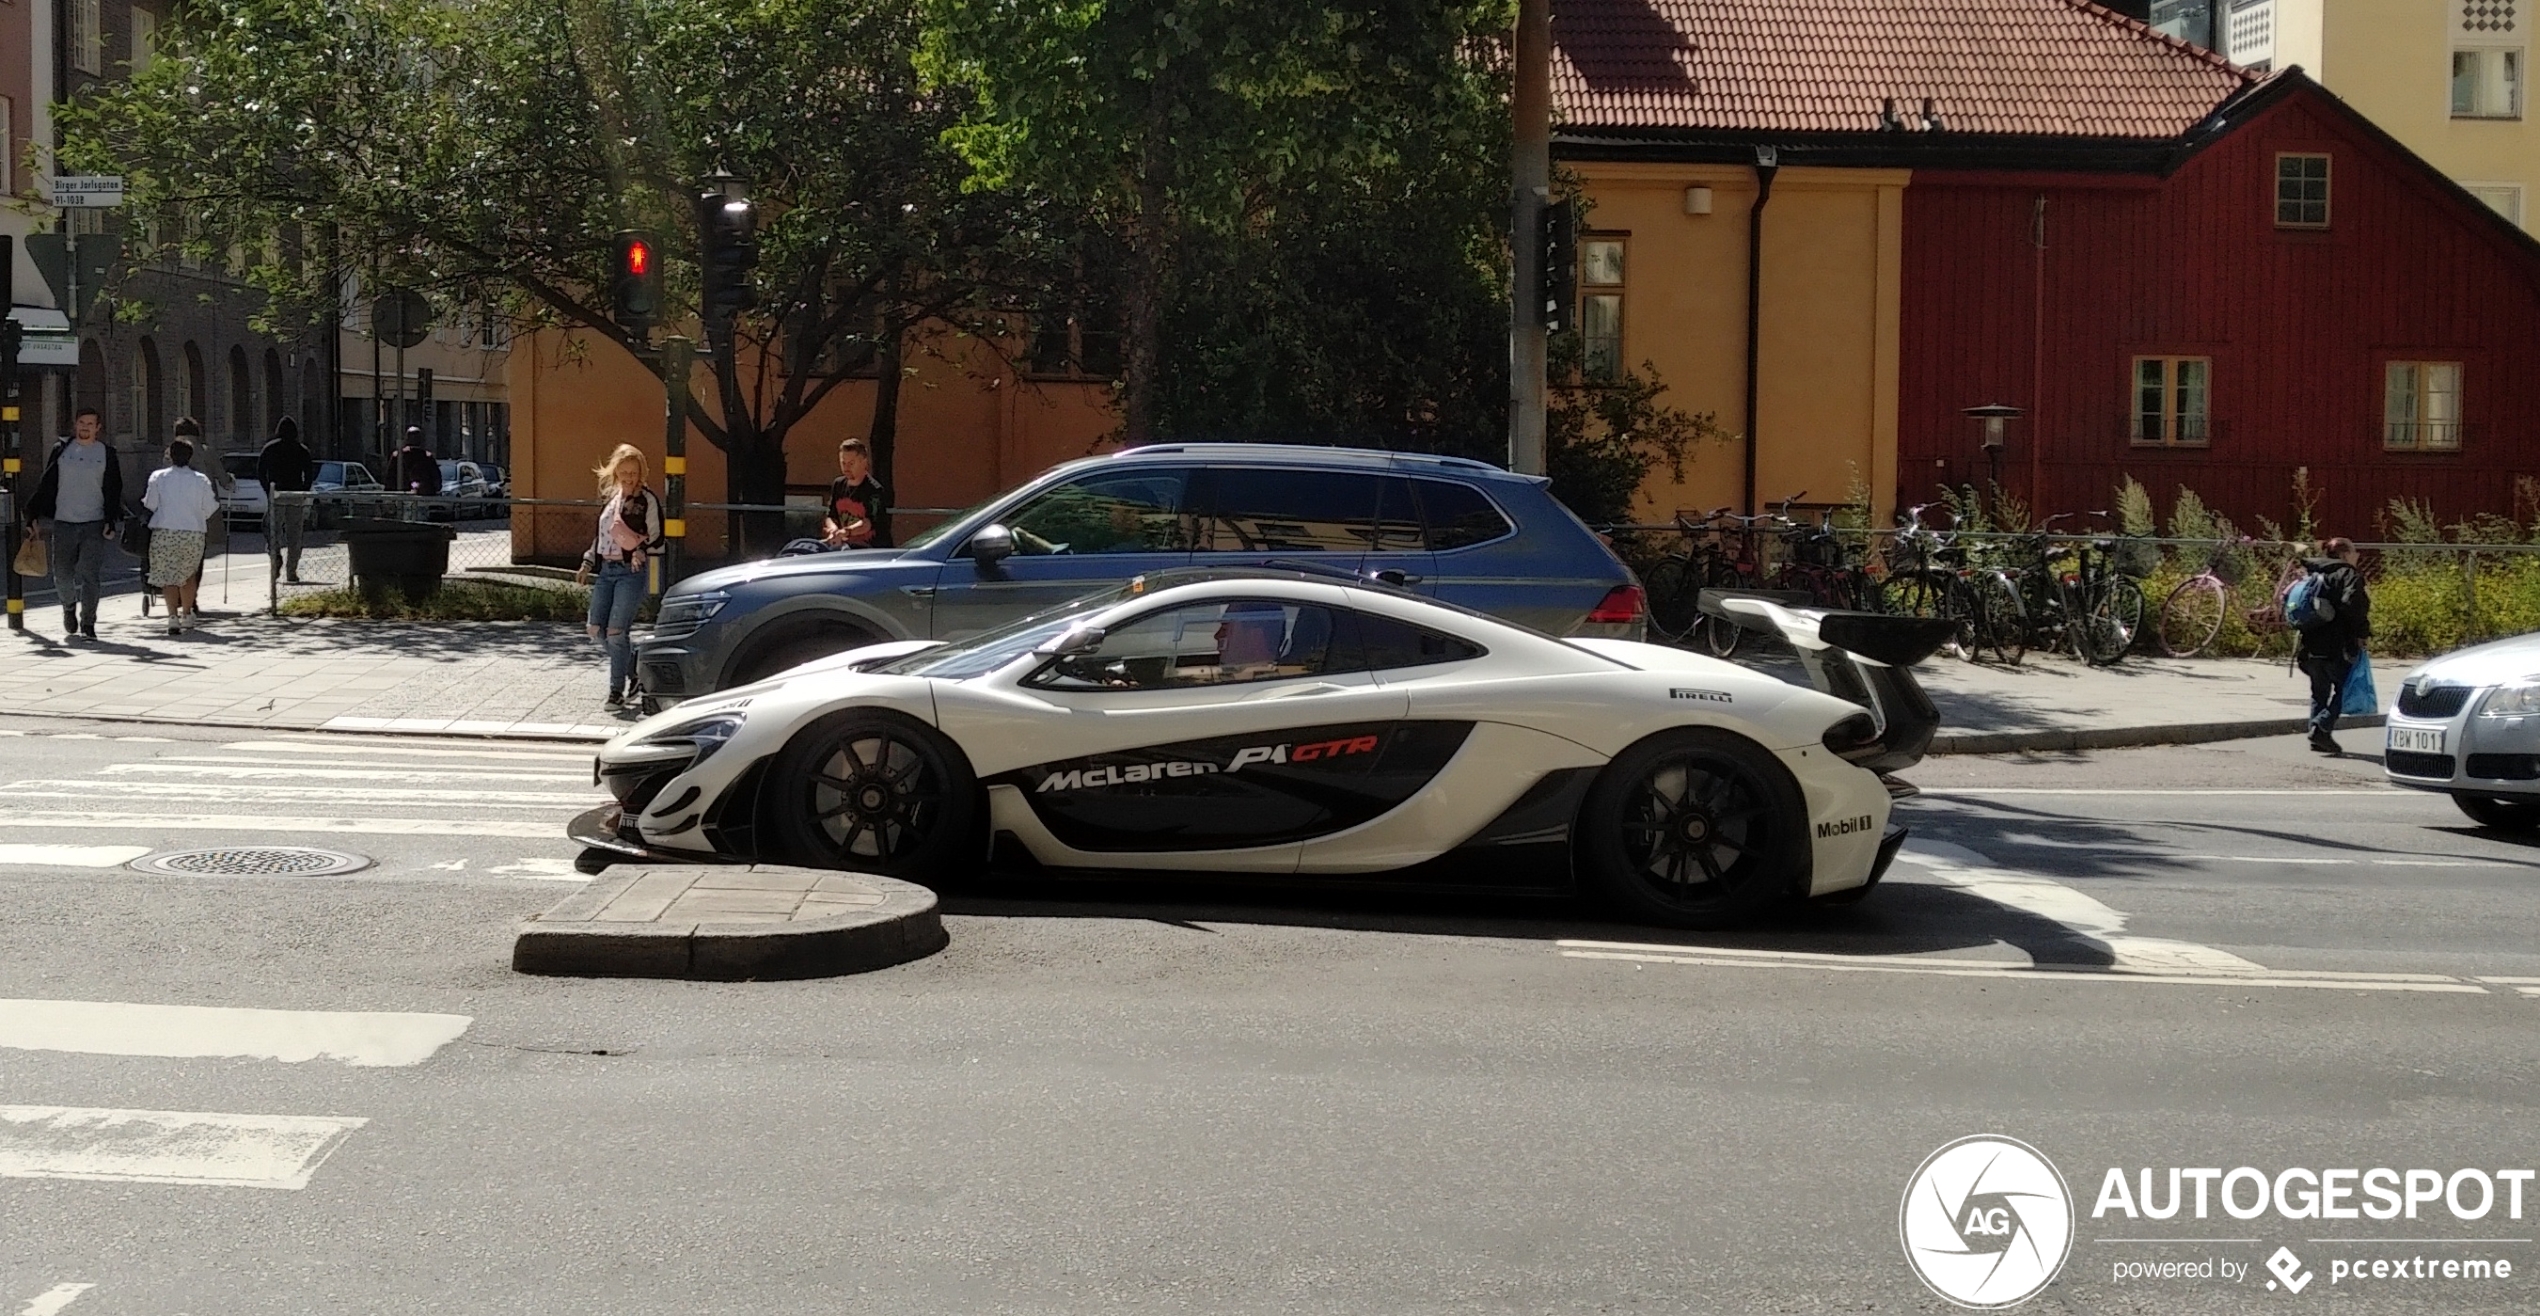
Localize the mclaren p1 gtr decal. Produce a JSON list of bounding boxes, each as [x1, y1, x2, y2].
[[997, 720, 1474, 852]]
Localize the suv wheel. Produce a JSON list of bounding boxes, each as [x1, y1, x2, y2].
[[729, 621, 877, 687]]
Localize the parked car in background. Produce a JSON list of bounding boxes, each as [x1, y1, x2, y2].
[[216, 452, 269, 524], [476, 464, 510, 498], [636, 443, 1646, 709], [310, 461, 389, 527], [435, 460, 493, 520]]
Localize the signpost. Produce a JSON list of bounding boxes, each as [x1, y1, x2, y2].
[[4, 237, 23, 631], [48, 176, 125, 209]]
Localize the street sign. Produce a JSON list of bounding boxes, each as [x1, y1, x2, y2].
[[50, 176, 125, 208], [370, 289, 433, 348], [25, 233, 123, 325]]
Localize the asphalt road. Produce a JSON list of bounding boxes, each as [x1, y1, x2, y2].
[[0, 715, 2534, 1314]]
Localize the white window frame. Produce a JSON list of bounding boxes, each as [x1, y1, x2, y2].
[[2452, 46, 2524, 119], [0, 97, 12, 196], [71, 0, 102, 76], [2464, 182, 2524, 227], [1579, 234, 1625, 384], [2383, 361, 2465, 452], [130, 7, 157, 73]]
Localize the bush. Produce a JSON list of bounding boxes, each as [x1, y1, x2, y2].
[[280, 580, 593, 622]]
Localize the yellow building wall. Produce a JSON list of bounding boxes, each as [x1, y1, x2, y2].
[[2308, 0, 2539, 229], [507, 328, 1119, 565], [1572, 163, 1906, 527]]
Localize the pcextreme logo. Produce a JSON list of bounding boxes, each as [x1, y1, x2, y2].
[[1900, 1135, 2076, 1309]]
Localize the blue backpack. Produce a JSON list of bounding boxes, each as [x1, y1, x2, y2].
[[2284, 572, 2337, 629]]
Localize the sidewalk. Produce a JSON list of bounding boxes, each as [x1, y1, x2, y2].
[[0, 599, 2399, 750]]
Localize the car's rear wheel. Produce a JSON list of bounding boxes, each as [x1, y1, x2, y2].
[[729, 621, 877, 687], [2454, 793, 2540, 833], [769, 711, 982, 881], [1578, 728, 1811, 928]]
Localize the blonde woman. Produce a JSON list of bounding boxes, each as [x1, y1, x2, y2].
[[577, 444, 666, 708]]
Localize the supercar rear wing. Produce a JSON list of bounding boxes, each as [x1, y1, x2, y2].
[[1699, 592, 1953, 775]]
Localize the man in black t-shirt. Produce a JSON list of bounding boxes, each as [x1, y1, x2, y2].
[[822, 438, 891, 549]]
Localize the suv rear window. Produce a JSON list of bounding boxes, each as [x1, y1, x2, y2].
[[1195, 468, 1384, 553], [1410, 479, 1512, 550]]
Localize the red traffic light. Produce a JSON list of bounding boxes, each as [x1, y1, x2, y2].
[[622, 237, 652, 277]]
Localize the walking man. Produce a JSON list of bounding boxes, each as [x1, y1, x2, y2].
[[258, 416, 314, 582], [2297, 537, 2373, 753], [389, 427, 441, 497], [23, 407, 123, 641]]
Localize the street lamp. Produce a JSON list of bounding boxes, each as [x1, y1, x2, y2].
[[1962, 403, 2022, 499]]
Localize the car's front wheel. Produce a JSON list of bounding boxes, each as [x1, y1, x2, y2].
[[1578, 728, 1812, 928], [769, 710, 982, 881], [2454, 793, 2540, 833]]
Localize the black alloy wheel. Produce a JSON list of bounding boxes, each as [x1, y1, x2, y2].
[[1580, 728, 1811, 928], [771, 711, 981, 880], [2454, 793, 2540, 833]]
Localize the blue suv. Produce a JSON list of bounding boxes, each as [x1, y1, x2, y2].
[[636, 444, 1644, 707]]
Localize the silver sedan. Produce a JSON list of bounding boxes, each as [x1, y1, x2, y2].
[[2384, 631, 2540, 830]]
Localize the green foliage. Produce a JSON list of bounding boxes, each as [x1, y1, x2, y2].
[[280, 581, 592, 621], [2115, 476, 2155, 538], [1545, 355, 1732, 527]]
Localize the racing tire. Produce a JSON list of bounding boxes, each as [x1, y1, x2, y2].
[[2453, 793, 2540, 833], [1578, 728, 1812, 929], [769, 710, 984, 882]]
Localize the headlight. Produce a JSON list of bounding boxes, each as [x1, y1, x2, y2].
[[654, 590, 731, 628], [635, 711, 747, 764], [2481, 681, 2540, 718]]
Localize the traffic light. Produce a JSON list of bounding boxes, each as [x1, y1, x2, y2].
[[611, 231, 661, 338], [1538, 201, 1577, 335], [699, 194, 759, 329]]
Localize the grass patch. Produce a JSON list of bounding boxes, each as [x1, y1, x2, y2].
[[281, 580, 592, 622]]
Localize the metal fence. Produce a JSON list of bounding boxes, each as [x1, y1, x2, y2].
[[257, 493, 966, 614]]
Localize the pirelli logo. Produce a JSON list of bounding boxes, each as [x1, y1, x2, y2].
[[1670, 688, 1733, 703]]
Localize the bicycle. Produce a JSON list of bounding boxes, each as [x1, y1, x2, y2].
[[2065, 519, 2147, 666], [1639, 506, 1735, 644], [2156, 536, 2256, 658], [1883, 504, 2019, 662]]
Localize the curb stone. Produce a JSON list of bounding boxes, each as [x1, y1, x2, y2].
[[1929, 713, 2386, 756], [513, 864, 946, 980]]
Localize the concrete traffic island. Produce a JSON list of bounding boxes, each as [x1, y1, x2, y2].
[[513, 864, 946, 980]]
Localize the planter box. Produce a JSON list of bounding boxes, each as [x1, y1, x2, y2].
[[340, 517, 457, 603]]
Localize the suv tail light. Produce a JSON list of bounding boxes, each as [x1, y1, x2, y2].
[[1587, 585, 1645, 624]]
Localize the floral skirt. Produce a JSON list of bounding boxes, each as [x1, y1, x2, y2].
[[147, 529, 206, 588]]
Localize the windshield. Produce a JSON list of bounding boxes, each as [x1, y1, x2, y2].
[[873, 581, 1144, 679], [896, 498, 993, 553]]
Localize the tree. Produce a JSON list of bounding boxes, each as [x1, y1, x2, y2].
[[1544, 342, 1733, 527], [66, 0, 1032, 552], [921, 0, 1513, 449]]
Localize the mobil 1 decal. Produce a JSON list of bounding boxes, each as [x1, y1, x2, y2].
[[1000, 721, 1473, 853]]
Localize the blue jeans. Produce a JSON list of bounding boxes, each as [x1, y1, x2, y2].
[[2301, 652, 2351, 737], [587, 561, 646, 697]]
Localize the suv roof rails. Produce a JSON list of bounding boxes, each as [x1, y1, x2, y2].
[[1121, 442, 1510, 477]]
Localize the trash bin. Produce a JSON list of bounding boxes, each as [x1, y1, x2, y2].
[[340, 517, 457, 603]]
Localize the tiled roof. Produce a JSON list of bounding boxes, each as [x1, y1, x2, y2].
[[1552, 0, 2260, 140]]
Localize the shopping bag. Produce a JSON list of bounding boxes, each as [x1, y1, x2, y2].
[[12, 534, 47, 579], [2340, 650, 2379, 717]]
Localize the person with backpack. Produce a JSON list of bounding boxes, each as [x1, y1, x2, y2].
[[2290, 537, 2372, 753]]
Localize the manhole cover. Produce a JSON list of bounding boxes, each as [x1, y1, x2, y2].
[[131, 847, 374, 878]]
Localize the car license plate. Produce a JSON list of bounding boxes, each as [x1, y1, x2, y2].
[[2387, 726, 2447, 754]]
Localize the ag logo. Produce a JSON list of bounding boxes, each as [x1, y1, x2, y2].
[[1899, 1135, 2074, 1309]]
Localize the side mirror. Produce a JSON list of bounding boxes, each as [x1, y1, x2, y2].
[[1033, 624, 1106, 658], [969, 523, 1015, 570]]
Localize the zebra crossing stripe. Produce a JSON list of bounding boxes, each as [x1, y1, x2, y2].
[[0, 1106, 367, 1190], [0, 999, 470, 1067]]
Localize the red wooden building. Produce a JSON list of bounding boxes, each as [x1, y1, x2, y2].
[[1899, 71, 2540, 538], [1552, 0, 2540, 537]]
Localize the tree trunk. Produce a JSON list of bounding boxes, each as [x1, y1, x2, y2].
[[869, 316, 904, 498], [1120, 89, 1173, 447], [722, 430, 790, 560]]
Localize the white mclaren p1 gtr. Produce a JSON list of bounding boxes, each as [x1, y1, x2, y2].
[[573, 567, 1951, 928]]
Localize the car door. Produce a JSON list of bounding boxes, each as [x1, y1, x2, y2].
[[1357, 474, 1437, 590], [947, 594, 1410, 865], [927, 467, 1196, 640]]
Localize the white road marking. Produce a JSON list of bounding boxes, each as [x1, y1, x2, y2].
[[491, 857, 588, 882], [0, 812, 560, 838], [1556, 946, 2490, 993], [1898, 840, 2265, 973], [18, 1284, 95, 1316], [1919, 789, 2397, 797], [2162, 854, 2522, 868], [321, 715, 614, 741], [2476, 976, 2540, 984], [0, 1106, 367, 1190], [0, 999, 470, 1067], [106, 760, 588, 783], [221, 738, 595, 763], [0, 782, 597, 808], [0, 845, 154, 868]]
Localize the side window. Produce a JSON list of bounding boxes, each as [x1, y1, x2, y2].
[[1195, 468, 1383, 553], [999, 470, 1190, 556], [1351, 610, 1485, 670], [1370, 477, 1425, 551], [1029, 602, 1349, 691], [1412, 479, 1514, 550]]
